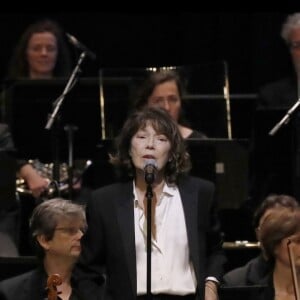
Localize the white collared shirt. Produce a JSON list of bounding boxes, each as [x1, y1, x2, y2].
[[133, 181, 196, 295]]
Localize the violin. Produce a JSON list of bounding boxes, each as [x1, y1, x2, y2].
[[46, 274, 62, 300], [287, 239, 300, 300]]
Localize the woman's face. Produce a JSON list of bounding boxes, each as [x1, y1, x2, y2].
[[130, 122, 171, 174], [26, 32, 58, 79], [147, 80, 181, 122], [39, 217, 86, 260]]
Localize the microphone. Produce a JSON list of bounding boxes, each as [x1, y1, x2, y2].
[[143, 159, 157, 185], [66, 32, 97, 60]]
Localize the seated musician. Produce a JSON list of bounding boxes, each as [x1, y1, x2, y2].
[[132, 69, 207, 139], [0, 123, 49, 256], [0, 198, 87, 300], [222, 196, 300, 300], [2, 18, 73, 196], [222, 194, 299, 286]]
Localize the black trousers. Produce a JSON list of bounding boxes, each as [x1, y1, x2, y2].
[[137, 294, 196, 300]]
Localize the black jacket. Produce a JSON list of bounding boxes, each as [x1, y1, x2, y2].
[[221, 254, 274, 300], [0, 267, 85, 300], [73, 177, 226, 300]]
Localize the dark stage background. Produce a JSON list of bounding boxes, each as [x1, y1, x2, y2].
[[0, 12, 295, 93], [1, 11, 299, 249]]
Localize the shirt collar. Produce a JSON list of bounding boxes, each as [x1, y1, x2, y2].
[[133, 180, 176, 207]]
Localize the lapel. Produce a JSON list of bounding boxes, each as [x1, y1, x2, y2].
[[178, 177, 200, 273], [248, 255, 272, 285], [114, 178, 200, 294], [115, 181, 137, 295]]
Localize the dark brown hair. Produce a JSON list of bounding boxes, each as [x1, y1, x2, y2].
[[132, 69, 192, 126], [134, 70, 185, 109], [8, 19, 72, 78], [110, 106, 191, 183], [260, 207, 300, 261], [253, 194, 299, 228]]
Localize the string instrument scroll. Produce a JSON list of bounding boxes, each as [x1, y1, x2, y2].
[[46, 274, 62, 300], [287, 239, 300, 300]]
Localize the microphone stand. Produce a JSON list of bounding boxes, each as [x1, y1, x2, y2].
[[45, 51, 87, 191], [269, 98, 300, 136], [145, 182, 153, 300], [64, 124, 78, 200]]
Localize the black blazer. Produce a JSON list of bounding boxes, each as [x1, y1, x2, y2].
[[221, 255, 274, 300], [0, 268, 49, 300], [258, 77, 297, 109], [0, 124, 14, 152], [0, 267, 85, 300], [0, 123, 26, 170], [222, 255, 271, 286], [73, 176, 226, 300]]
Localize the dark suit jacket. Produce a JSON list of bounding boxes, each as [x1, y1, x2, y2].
[[221, 255, 274, 300], [0, 124, 14, 152], [258, 77, 297, 109], [0, 268, 49, 300], [0, 267, 84, 300], [73, 176, 226, 300], [0, 123, 26, 170]]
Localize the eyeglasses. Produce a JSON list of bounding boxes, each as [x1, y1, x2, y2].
[[55, 226, 87, 235], [286, 234, 300, 245], [289, 41, 300, 50]]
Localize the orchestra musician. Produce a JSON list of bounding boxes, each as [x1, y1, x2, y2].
[[0, 19, 77, 255], [222, 194, 299, 287], [0, 123, 49, 256], [0, 198, 87, 300], [133, 69, 207, 139], [223, 204, 300, 300]]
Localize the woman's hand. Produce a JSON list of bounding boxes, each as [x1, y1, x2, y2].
[[19, 164, 49, 198], [205, 281, 219, 300]]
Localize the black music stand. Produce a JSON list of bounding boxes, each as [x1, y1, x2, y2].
[[252, 108, 296, 201], [186, 138, 249, 210], [5, 78, 101, 163]]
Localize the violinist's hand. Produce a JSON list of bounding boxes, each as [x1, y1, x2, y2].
[[205, 281, 219, 300], [18, 164, 49, 198]]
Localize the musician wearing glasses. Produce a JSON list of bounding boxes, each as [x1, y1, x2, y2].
[[253, 13, 300, 209], [258, 13, 300, 109], [0, 198, 87, 300]]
